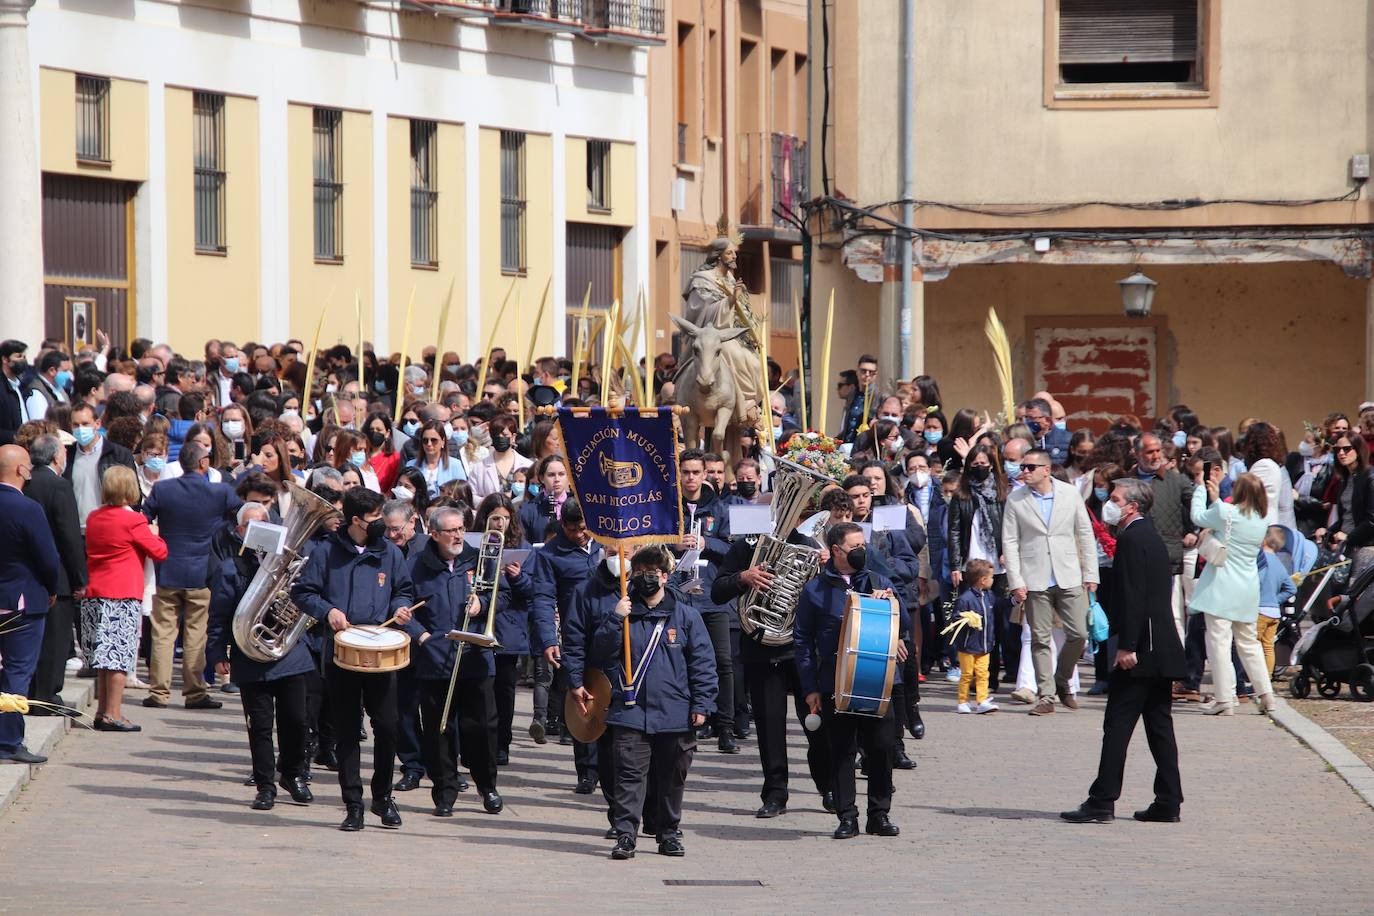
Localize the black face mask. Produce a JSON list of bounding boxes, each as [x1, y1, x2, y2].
[[631, 573, 662, 600], [736, 480, 758, 499], [492, 435, 511, 452], [364, 519, 386, 545], [846, 546, 868, 571], [367, 428, 387, 449], [968, 465, 991, 483]]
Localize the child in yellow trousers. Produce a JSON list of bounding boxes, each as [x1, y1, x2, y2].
[[951, 560, 998, 714]]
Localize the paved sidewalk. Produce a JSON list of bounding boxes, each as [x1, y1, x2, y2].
[[2, 676, 1372, 913]]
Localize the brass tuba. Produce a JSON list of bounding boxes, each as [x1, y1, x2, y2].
[[231, 481, 340, 662], [737, 452, 834, 646]]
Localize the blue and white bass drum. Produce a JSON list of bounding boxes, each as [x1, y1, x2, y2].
[[834, 591, 899, 718]]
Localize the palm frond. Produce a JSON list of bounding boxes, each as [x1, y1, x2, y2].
[[984, 307, 1014, 421]]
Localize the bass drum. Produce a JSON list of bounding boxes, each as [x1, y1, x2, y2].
[[834, 591, 899, 718]]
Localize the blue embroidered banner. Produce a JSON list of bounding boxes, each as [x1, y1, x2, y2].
[[555, 407, 683, 548]]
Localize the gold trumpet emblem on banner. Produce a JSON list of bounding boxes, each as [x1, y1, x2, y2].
[[599, 454, 643, 489]]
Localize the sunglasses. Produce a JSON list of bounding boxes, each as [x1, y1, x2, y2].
[[1021, 463, 1049, 470], [1335, 445, 1357, 454]]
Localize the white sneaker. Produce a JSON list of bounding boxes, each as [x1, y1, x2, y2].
[[65, 657, 82, 673], [945, 668, 962, 683], [956, 702, 973, 714], [976, 700, 999, 714]]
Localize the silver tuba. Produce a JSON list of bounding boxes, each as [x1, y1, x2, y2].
[[231, 481, 340, 662], [737, 451, 835, 646]]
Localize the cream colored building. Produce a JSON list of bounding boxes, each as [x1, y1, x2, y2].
[[5, 0, 661, 362], [809, 0, 1374, 438]]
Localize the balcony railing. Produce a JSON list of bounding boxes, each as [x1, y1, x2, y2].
[[477, 0, 663, 43], [740, 131, 808, 229]]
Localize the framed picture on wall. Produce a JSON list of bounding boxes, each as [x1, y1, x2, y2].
[[65, 296, 96, 351]]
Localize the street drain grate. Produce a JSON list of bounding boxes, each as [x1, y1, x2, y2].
[[663, 880, 765, 887]]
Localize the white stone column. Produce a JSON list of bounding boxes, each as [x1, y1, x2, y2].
[[463, 120, 482, 360], [550, 128, 567, 357], [0, 0, 44, 346]]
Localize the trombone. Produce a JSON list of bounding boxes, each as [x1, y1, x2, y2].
[[440, 522, 505, 732]]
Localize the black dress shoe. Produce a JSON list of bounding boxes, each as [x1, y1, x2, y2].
[[394, 771, 422, 792], [340, 804, 365, 831], [610, 835, 636, 859], [909, 708, 926, 740], [755, 800, 786, 818], [496, 749, 510, 766], [821, 791, 836, 813], [93, 717, 141, 732], [894, 751, 916, 770], [717, 734, 740, 754], [141, 697, 168, 709], [865, 813, 900, 836], [279, 776, 313, 804], [0, 747, 48, 765], [370, 796, 402, 828], [603, 826, 619, 839], [455, 774, 470, 793], [243, 775, 257, 787], [696, 723, 719, 740], [251, 787, 275, 811], [832, 817, 860, 840], [558, 731, 574, 746], [1060, 803, 1115, 824], [482, 790, 504, 814], [314, 747, 339, 771], [574, 776, 597, 794], [185, 697, 223, 710], [657, 834, 686, 856], [733, 722, 751, 739], [1133, 805, 1181, 823], [433, 802, 454, 817]]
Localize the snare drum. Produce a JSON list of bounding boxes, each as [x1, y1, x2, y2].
[[834, 591, 899, 718], [333, 625, 411, 673]]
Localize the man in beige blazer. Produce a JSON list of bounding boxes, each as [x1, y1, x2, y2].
[[1001, 449, 1098, 715]]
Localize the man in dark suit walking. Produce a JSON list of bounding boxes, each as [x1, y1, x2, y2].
[[142, 443, 241, 710], [0, 445, 62, 764], [23, 434, 87, 714], [1062, 478, 1185, 824]]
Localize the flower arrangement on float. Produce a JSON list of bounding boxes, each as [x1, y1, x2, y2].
[[781, 431, 853, 482]]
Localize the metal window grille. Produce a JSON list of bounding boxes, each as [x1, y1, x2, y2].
[[676, 122, 688, 163], [500, 130, 527, 274], [410, 119, 438, 266], [586, 139, 610, 212], [193, 92, 226, 252], [75, 75, 110, 162], [769, 257, 800, 327], [313, 108, 343, 261]]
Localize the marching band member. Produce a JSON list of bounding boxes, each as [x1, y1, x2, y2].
[[712, 531, 836, 818], [206, 503, 314, 811], [291, 487, 415, 832], [590, 546, 716, 859], [474, 494, 536, 767], [404, 505, 504, 816], [528, 503, 601, 790], [795, 522, 908, 840], [300, 470, 344, 777]]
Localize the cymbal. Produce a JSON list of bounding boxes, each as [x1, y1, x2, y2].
[[563, 667, 612, 743]]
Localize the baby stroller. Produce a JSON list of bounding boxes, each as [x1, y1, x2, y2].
[[1271, 527, 1319, 676], [1289, 549, 1374, 702]]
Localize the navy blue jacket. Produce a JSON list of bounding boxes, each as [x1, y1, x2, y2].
[[950, 586, 996, 656], [1037, 426, 1073, 468], [915, 484, 950, 583], [517, 493, 565, 546], [528, 530, 601, 651], [489, 539, 536, 656], [300, 527, 335, 656], [405, 541, 492, 680], [206, 545, 314, 683], [0, 483, 60, 615], [674, 491, 737, 619], [794, 564, 907, 698], [563, 561, 622, 690], [591, 589, 717, 734], [143, 474, 242, 589], [291, 529, 416, 666]]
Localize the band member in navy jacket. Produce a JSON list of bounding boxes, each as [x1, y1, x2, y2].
[[404, 506, 504, 817], [589, 546, 716, 860], [291, 487, 415, 832], [476, 495, 538, 766], [207, 503, 314, 811], [795, 522, 909, 841]]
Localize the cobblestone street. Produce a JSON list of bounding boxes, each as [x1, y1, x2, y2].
[[2, 675, 1371, 913]]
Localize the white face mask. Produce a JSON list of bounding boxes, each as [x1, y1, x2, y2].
[[392, 485, 414, 502], [879, 414, 902, 424], [1101, 499, 1123, 525], [911, 470, 930, 489], [1298, 440, 1315, 458], [222, 420, 244, 441]]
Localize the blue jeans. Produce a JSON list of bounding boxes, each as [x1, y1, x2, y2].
[[0, 613, 47, 755]]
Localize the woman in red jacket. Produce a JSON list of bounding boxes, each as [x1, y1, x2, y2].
[[82, 465, 168, 732]]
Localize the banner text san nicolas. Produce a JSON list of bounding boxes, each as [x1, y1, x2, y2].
[[554, 407, 682, 548]]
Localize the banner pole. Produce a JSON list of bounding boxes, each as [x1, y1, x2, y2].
[[618, 542, 631, 689]]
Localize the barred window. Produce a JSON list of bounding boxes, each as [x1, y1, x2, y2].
[[313, 108, 343, 261], [193, 92, 226, 252], [410, 119, 438, 267], [586, 139, 611, 212], [75, 75, 110, 162], [500, 130, 527, 275]]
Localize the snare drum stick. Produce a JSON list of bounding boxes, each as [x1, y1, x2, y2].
[[379, 600, 427, 629]]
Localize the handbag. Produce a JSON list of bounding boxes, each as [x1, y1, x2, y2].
[[1197, 510, 1234, 568], [1088, 596, 1110, 648]]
